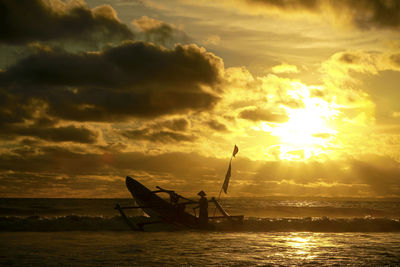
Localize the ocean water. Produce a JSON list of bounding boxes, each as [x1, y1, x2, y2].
[[1, 198, 400, 266]]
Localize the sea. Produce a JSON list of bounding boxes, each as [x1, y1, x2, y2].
[[1, 198, 400, 266]]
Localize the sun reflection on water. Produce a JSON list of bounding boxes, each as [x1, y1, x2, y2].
[[285, 233, 318, 259]]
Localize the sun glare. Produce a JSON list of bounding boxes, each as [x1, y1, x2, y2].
[[271, 84, 339, 161]]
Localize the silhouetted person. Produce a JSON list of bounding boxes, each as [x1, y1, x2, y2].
[[196, 190, 208, 228]]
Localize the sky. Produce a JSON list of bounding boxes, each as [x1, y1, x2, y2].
[[1, 0, 400, 198]]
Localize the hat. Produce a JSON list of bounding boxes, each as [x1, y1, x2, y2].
[[197, 190, 206, 196]]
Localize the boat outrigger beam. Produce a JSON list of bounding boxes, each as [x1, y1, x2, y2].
[[211, 197, 243, 223], [115, 205, 150, 209], [114, 203, 144, 231]]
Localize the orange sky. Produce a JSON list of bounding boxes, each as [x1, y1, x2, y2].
[[1, 0, 400, 198]]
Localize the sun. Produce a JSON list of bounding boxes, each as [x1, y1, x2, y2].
[[271, 84, 339, 160]]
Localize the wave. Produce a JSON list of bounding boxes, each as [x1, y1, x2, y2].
[[242, 217, 400, 232], [1, 215, 400, 232], [0, 215, 132, 231]]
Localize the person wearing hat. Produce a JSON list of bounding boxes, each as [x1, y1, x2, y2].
[[195, 190, 208, 228]]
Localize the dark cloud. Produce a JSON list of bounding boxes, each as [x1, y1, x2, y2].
[[207, 119, 229, 131], [123, 129, 196, 143], [160, 118, 189, 132], [121, 118, 193, 143], [239, 108, 289, 122], [144, 118, 189, 132], [121, 117, 194, 143], [132, 16, 191, 46], [0, 146, 103, 175], [0, 0, 134, 45], [0, 124, 98, 143], [0, 88, 38, 126], [0, 42, 223, 122], [390, 53, 400, 67], [20, 138, 42, 146], [0, 86, 97, 143], [347, 0, 400, 30], [248, 0, 319, 11], [245, 0, 400, 30], [339, 53, 360, 64], [48, 88, 219, 122]]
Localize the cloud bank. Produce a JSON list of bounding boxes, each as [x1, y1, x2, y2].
[[0, 42, 224, 126], [1, 148, 399, 197], [239, 0, 400, 30], [0, 0, 134, 45]]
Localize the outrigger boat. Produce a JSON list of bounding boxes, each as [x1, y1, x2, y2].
[[115, 176, 243, 231]]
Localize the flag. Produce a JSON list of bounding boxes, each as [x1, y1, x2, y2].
[[232, 145, 239, 157], [222, 160, 231, 194], [221, 145, 239, 195]]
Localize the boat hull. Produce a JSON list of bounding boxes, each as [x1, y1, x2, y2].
[[125, 177, 200, 229]]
